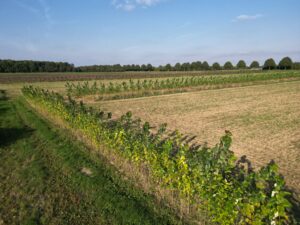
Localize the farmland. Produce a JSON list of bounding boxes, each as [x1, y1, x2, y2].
[[21, 84, 297, 224], [66, 71, 300, 100], [90, 81, 300, 197], [1, 70, 299, 98], [1, 71, 300, 224], [0, 71, 264, 96], [2, 0, 300, 223], [0, 69, 263, 83]]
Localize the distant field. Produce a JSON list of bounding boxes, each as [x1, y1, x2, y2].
[[0, 69, 264, 83], [90, 81, 300, 196]]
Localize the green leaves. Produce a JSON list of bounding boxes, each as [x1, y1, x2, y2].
[[22, 85, 294, 224], [65, 72, 300, 99]]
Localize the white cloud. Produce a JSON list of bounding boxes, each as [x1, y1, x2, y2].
[[112, 0, 164, 11], [136, 0, 161, 6], [233, 14, 263, 22], [115, 2, 136, 11]]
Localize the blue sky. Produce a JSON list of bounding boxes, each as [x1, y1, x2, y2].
[[0, 0, 300, 66]]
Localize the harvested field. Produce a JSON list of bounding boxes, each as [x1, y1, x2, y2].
[[90, 81, 300, 196], [0, 70, 264, 83]]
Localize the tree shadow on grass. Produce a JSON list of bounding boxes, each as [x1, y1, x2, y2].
[[0, 126, 35, 148], [0, 90, 8, 101], [0, 90, 9, 116], [0, 105, 9, 117], [288, 141, 300, 222]]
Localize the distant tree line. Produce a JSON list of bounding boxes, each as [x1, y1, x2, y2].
[[76, 57, 299, 72], [0, 60, 75, 73], [0, 57, 299, 73], [78, 64, 154, 72]]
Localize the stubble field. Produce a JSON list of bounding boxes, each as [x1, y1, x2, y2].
[[89, 81, 300, 196]]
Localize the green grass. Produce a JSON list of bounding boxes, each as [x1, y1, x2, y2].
[[0, 96, 183, 224]]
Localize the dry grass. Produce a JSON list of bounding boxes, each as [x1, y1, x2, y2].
[[89, 81, 300, 196]]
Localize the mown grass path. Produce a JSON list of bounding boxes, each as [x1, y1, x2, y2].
[[0, 96, 181, 225]]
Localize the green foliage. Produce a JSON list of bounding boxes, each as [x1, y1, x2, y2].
[[191, 61, 202, 71], [0, 59, 74, 73], [212, 62, 221, 70], [22, 86, 295, 224], [201, 61, 210, 70], [181, 62, 191, 71], [65, 71, 300, 97], [264, 58, 277, 70], [0, 57, 295, 73], [223, 61, 234, 70], [174, 63, 181, 71], [250, 61, 260, 69], [165, 64, 172, 71], [237, 60, 247, 69], [278, 57, 293, 70]]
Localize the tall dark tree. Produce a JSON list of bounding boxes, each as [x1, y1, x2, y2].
[[165, 63, 172, 71], [250, 61, 260, 69], [236, 60, 247, 69], [174, 63, 181, 71], [135, 64, 141, 71], [191, 62, 197, 71], [195, 61, 202, 70], [278, 57, 293, 70], [212, 62, 221, 70], [223, 61, 234, 70], [146, 64, 153, 71], [263, 58, 277, 70], [181, 62, 191, 71], [201, 61, 210, 70], [141, 64, 147, 71], [191, 61, 202, 71]]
